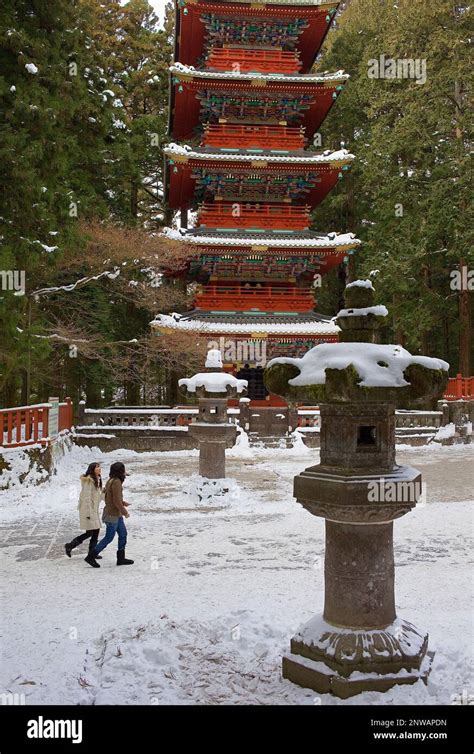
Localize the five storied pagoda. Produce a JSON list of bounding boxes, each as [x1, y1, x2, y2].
[[153, 0, 360, 400]]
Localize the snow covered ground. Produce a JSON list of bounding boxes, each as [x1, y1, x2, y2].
[[0, 440, 472, 705]]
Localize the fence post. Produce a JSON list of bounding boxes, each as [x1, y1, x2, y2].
[[77, 400, 85, 425], [7, 411, 13, 444], [42, 405, 49, 443], [15, 410, 22, 445], [64, 397, 73, 429]]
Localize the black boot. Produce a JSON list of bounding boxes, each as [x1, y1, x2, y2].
[[88, 546, 102, 560], [84, 553, 100, 568], [117, 549, 134, 566], [65, 535, 84, 556]]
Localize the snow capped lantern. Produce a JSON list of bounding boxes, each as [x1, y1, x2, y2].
[[264, 281, 449, 698], [178, 350, 247, 478]]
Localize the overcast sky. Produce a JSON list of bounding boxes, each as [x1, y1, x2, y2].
[[119, 0, 169, 25], [149, 0, 169, 23]]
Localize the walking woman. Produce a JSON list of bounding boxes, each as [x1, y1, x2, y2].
[[85, 461, 134, 568], [65, 462, 104, 560]]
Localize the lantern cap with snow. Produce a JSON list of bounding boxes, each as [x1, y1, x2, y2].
[[264, 280, 448, 407], [179, 349, 247, 400], [205, 348, 223, 371]]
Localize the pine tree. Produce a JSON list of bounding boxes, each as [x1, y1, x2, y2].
[[315, 0, 473, 370]]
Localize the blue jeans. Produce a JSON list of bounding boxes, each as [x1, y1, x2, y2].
[[94, 517, 127, 554]]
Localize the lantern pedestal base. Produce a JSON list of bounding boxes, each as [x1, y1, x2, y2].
[[282, 615, 433, 699]]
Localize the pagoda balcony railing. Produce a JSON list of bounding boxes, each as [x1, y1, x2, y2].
[[194, 285, 314, 312], [206, 267, 305, 281], [198, 201, 310, 230], [206, 47, 302, 74], [202, 124, 305, 150]]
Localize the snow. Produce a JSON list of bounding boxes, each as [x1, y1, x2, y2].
[[179, 372, 247, 394], [205, 349, 223, 368], [161, 226, 361, 249], [433, 423, 456, 442], [268, 343, 449, 388], [38, 243, 58, 253], [0, 446, 49, 489], [164, 143, 355, 165], [25, 63, 38, 74], [337, 305, 388, 317], [33, 269, 120, 298], [0, 442, 472, 705], [346, 279, 374, 290], [296, 614, 426, 657], [77, 425, 190, 432], [152, 313, 339, 336], [170, 62, 349, 85], [82, 408, 198, 415]]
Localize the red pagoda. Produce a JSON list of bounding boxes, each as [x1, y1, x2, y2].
[[153, 0, 360, 399]]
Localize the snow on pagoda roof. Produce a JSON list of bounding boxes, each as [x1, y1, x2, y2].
[[164, 143, 355, 165], [152, 312, 339, 336], [162, 227, 360, 249], [170, 63, 349, 85], [268, 343, 449, 389]]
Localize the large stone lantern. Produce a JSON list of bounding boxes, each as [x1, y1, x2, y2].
[[179, 349, 247, 479], [264, 280, 449, 698]]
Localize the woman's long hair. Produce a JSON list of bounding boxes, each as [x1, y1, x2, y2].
[[109, 461, 126, 483], [84, 462, 102, 489]]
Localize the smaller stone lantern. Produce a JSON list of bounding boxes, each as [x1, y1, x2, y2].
[[179, 349, 247, 478]]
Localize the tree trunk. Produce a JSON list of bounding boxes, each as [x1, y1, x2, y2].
[[459, 259, 471, 376], [131, 181, 139, 221]]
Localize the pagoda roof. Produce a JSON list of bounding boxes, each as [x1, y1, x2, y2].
[[165, 144, 354, 208], [174, 0, 339, 73], [165, 143, 354, 165], [163, 226, 360, 249], [170, 63, 348, 85], [152, 309, 339, 336]]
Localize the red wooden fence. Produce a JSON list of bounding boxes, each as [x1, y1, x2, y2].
[[0, 398, 73, 448], [443, 374, 474, 400]]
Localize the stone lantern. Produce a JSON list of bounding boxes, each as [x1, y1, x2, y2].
[[264, 280, 449, 698], [179, 349, 247, 479]]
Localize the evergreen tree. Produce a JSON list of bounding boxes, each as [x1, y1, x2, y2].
[[315, 0, 473, 370]]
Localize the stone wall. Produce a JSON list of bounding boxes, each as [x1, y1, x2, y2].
[[73, 427, 236, 453], [0, 432, 73, 490]]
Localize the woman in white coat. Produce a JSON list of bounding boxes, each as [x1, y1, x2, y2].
[[65, 462, 104, 559]]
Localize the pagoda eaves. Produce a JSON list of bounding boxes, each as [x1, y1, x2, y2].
[[174, 0, 340, 73], [169, 63, 348, 142]]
